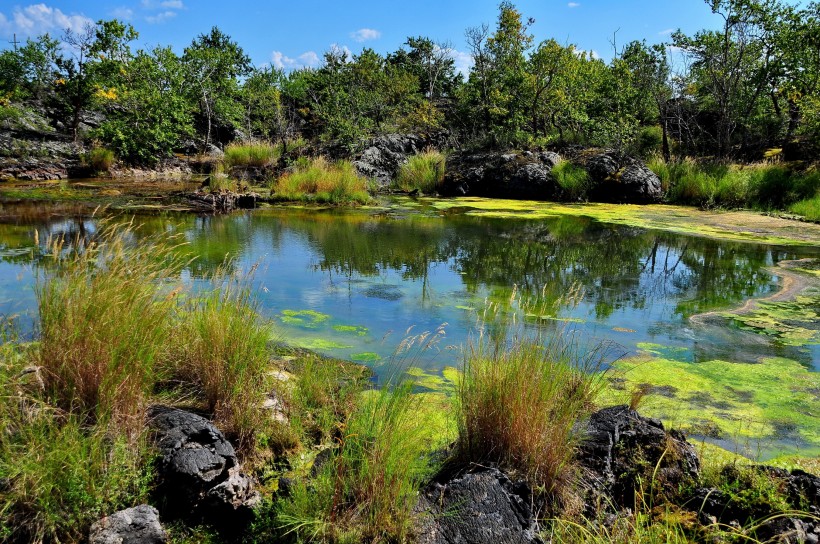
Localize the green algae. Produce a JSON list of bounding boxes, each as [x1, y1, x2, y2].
[[601, 355, 820, 457], [404, 197, 820, 247], [333, 324, 369, 336], [294, 338, 353, 351], [279, 309, 331, 329], [406, 366, 460, 393], [350, 352, 381, 363], [721, 291, 820, 347]]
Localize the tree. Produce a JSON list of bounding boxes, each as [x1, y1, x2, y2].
[[621, 41, 672, 159], [94, 46, 193, 164], [182, 27, 251, 148]]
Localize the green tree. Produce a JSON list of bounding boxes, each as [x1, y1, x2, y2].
[[94, 46, 193, 164], [182, 27, 251, 148]]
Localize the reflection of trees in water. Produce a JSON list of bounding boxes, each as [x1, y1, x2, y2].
[[0, 207, 805, 325]]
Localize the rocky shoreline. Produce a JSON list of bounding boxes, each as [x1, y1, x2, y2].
[[89, 403, 820, 543]]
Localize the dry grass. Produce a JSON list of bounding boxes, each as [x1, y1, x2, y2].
[[395, 150, 446, 193], [456, 334, 607, 498], [35, 223, 183, 432]]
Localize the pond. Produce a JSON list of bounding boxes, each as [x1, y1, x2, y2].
[[0, 194, 818, 459]]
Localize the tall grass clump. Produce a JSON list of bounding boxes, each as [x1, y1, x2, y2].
[[36, 225, 182, 430], [224, 140, 280, 168], [277, 380, 435, 542], [553, 160, 590, 201], [395, 150, 445, 193], [272, 157, 370, 204], [456, 335, 606, 500], [83, 147, 115, 172], [170, 273, 272, 452]]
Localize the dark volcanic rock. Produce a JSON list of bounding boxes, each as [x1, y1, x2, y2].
[[584, 151, 662, 203], [353, 133, 425, 185], [147, 406, 259, 523], [185, 190, 259, 213], [416, 467, 542, 544], [578, 405, 700, 511], [440, 150, 560, 200], [88, 505, 166, 544]]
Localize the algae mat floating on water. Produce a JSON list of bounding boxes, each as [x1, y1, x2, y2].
[[602, 354, 820, 458], [400, 197, 820, 247]]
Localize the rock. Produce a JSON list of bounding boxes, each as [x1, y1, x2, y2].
[[756, 517, 820, 544], [578, 405, 700, 512], [89, 505, 166, 544], [147, 406, 259, 523], [538, 151, 561, 168], [352, 133, 424, 186], [584, 151, 662, 203], [184, 191, 259, 213], [440, 150, 560, 200], [416, 467, 542, 544]]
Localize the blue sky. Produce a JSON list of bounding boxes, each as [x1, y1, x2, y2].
[[0, 1, 750, 72]]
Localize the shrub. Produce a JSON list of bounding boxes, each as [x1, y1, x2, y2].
[[170, 274, 272, 452], [395, 150, 446, 193], [83, 147, 115, 172], [456, 335, 606, 500], [272, 157, 370, 205], [553, 160, 590, 201], [224, 141, 279, 168], [634, 125, 664, 157]]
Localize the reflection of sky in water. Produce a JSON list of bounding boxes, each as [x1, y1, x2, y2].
[[0, 208, 816, 374]]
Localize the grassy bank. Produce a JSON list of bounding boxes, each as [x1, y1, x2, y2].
[[647, 157, 820, 214], [395, 150, 446, 194]]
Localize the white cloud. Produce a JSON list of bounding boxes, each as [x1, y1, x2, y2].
[[350, 28, 380, 42], [0, 3, 93, 38], [567, 2, 580, 7], [145, 10, 176, 23], [110, 7, 134, 20], [450, 48, 473, 76], [160, 0, 184, 7], [329, 43, 353, 62], [658, 28, 674, 35], [271, 50, 320, 70]]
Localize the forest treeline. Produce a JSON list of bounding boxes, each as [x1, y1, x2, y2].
[[1, 0, 819, 165]]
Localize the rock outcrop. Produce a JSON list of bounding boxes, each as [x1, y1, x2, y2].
[[584, 151, 663, 203], [184, 190, 260, 213], [578, 405, 700, 511], [439, 150, 561, 200], [416, 467, 542, 544], [88, 505, 166, 544], [352, 132, 448, 186], [147, 406, 259, 525]]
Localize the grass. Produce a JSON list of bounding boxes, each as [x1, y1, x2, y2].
[[169, 273, 273, 452], [647, 157, 820, 210], [224, 141, 280, 168], [395, 150, 446, 193], [83, 148, 116, 173], [456, 334, 606, 502], [275, 380, 436, 543], [272, 157, 370, 205], [36, 224, 182, 430], [789, 194, 820, 221], [553, 160, 590, 201]]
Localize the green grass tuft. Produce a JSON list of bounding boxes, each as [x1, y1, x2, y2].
[[789, 194, 820, 221], [553, 160, 590, 201], [272, 157, 370, 205], [83, 148, 116, 172], [395, 150, 446, 193], [224, 141, 280, 168]]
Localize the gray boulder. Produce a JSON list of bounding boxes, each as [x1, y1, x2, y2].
[[88, 505, 166, 544], [440, 151, 561, 200], [585, 151, 662, 203], [147, 406, 259, 523], [353, 133, 423, 186], [416, 467, 542, 544]]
